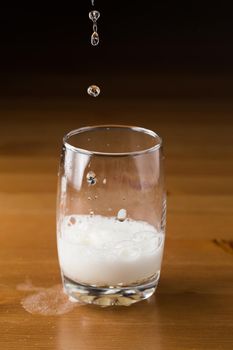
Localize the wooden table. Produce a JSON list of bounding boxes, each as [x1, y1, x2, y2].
[[0, 97, 233, 349]]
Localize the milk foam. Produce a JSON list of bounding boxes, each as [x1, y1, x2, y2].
[[58, 215, 164, 286]]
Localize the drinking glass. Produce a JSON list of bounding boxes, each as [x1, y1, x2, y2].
[[57, 125, 166, 306]]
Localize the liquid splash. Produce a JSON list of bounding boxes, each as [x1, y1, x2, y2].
[[17, 279, 44, 292]]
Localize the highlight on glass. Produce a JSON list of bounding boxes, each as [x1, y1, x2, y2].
[[57, 125, 166, 306]]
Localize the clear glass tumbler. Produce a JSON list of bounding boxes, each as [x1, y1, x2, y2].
[[57, 125, 166, 306]]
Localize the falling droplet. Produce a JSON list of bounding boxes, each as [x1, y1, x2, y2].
[[86, 171, 97, 185], [117, 209, 127, 222], [89, 10, 100, 22], [90, 210, 94, 216], [87, 85, 100, 97], [88, 196, 92, 201], [91, 31, 99, 46], [91, 0, 94, 5], [94, 195, 98, 199], [103, 178, 107, 185]]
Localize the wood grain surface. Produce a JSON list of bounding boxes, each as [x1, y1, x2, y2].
[[0, 97, 233, 349]]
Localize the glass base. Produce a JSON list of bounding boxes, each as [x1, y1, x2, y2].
[[62, 273, 160, 307]]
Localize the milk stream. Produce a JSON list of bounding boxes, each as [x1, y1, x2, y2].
[[58, 215, 164, 286]]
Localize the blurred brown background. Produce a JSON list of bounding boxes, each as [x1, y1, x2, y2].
[[0, 1, 233, 98]]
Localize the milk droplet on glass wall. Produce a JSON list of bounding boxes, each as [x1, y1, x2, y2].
[[117, 209, 127, 222], [87, 85, 100, 97], [86, 171, 97, 185], [68, 216, 76, 226]]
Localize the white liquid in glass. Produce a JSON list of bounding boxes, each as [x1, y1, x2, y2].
[[58, 215, 164, 286]]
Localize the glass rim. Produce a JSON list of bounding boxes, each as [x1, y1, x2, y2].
[[63, 125, 162, 157]]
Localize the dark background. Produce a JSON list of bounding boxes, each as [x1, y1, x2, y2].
[[0, 1, 233, 98]]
